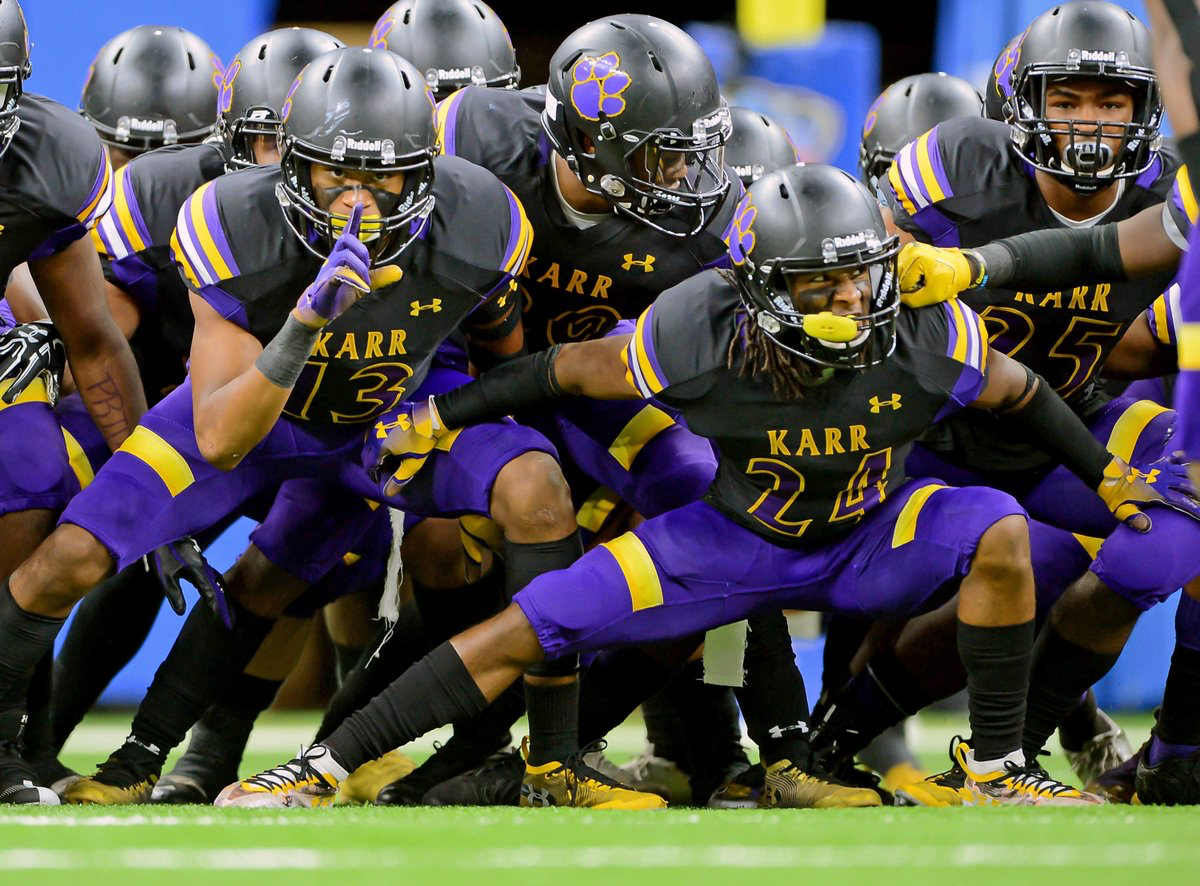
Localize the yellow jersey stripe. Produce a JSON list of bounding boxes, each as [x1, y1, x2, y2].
[[0, 376, 51, 409], [975, 313, 990, 371], [608, 405, 675, 471], [633, 309, 667, 395], [888, 160, 917, 217], [1180, 165, 1199, 225], [118, 427, 195, 497], [1106, 399, 1169, 463], [949, 300, 969, 364], [1152, 295, 1172, 345], [112, 166, 148, 254], [891, 484, 947, 548], [601, 532, 664, 612], [1072, 533, 1103, 560], [576, 487, 621, 534], [1179, 323, 1200, 370], [77, 155, 113, 224], [915, 130, 946, 203], [60, 428, 96, 491], [434, 88, 467, 156], [188, 183, 234, 281]]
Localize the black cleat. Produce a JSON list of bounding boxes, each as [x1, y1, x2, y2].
[[1134, 744, 1200, 806], [64, 741, 163, 806], [376, 730, 512, 806], [0, 713, 58, 805], [423, 748, 524, 806]]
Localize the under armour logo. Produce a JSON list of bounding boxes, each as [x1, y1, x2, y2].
[[767, 722, 810, 740], [373, 415, 412, 440], [410, 299, 442, 316], [1133, 467, 1161, 484], [0, 224, 6, 236], [622, 253, 655, 272], [869, 394, 902, 413], [521, 785, 553, 807]]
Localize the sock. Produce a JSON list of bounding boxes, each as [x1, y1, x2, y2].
[[958, 620, 1034, 762], [579, 647, 682, 746], [331, 642, 366, 687], [323, 641, 489, 772], [1147, 734, 1200, 765], [1057, 691, 1099, 753], [1022, 625, 1120, 760], [315, 605, 431, 742], [49, 565, 164, 750], [412, 562, 508, 640], [820, 615, 871, 698], [523, 679, 579, 766], [126, 598, 274, 762], [507, 534, 583, 765], [660, 659, 748, 777], [737, 611, 812, 767], [19, 653, 54, 762], [1155, 643, 1200, 748], [0, 579, 65, 708], [171, 674, 282, 786], [811, 650, 930, 763], [641, 690, 678, 761]]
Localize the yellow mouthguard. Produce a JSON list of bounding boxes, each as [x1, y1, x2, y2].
[[330, 211, 384, 242], [802, 312, 861, 343]]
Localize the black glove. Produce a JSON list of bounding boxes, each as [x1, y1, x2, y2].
[[0, 321, 66, 405], [149, 537, 233, 628]]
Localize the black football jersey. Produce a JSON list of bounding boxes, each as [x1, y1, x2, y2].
[[623, 271, 991, 547], [0, 93, 113, 278], [93, 142, 231, 400], [1164, 163, 1196, 250], [169, 155, 530, 425], [886, 116, 1177, 471], [437, 86, 742, 350]]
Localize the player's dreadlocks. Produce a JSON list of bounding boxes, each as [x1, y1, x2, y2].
[[722, 269, 821, 399]]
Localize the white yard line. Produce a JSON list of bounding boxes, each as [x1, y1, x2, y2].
[[0, 843, 1188, 870]]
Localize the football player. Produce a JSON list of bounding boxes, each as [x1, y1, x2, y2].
[[0, 0, 147, 804], [222, 163, 1172, 810], [39, 27, 347, 804], [369, 0, 520, 101], [0, 47, 648, 809], [81, 25, 221, 170], [820, 1, 1200, 806], [400, 15, 835, 809]]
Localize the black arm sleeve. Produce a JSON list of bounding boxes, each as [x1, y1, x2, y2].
[[434, 345, 565, 427], [999, 373, 1112, 488], [971, 222, 1126, 291]]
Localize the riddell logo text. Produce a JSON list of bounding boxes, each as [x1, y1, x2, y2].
[[130, 118, 165, 131], [1080, 50, 1117, 63], [346, 137, 384, 152]]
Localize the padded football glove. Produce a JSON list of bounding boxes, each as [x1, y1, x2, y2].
[[0, 320, 66, 405], [370, 397, 460, 498], [150, 537, 233, 628], [897, 242, 987, 308], [293, 203, 372, 328]]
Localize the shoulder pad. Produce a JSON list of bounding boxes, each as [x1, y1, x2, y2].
[[435, 86, 545, 174]]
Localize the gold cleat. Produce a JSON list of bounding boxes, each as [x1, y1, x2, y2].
[[953, 740, 1102, 806], [214, 746, 342, 809], [759, 760, 882, 809], [881, 762, 928, 795], [519, 738, 667, 810], [64, 772, 157, 805], [337, 750, 417, 805]]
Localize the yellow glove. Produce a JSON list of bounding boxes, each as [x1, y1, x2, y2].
[[1096, 456, 1160, 532], [372, 397, 459, 498], [897, 242, 985, 308]]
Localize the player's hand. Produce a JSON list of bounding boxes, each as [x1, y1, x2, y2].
[[897, 242, 986, 308], [1096, 456, 1163, 533], [149, 537, 233, 628], [370, 397, 455, 498], [0, 321, 66, 405], [293, 202, 371, 329]]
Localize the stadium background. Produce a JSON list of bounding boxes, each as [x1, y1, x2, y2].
[[22, 0, 1173, 711]]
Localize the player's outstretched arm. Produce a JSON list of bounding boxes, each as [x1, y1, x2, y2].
[[29, 236, 147, 449], [898, 203, 1180, 307], [972, 350, 1165, 531]]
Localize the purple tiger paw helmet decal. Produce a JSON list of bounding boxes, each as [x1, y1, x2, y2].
[[280, 72, 303, 123], [725, 192, 757, 266], [370, 12, 394, 50], [862, 87, 888, 138], [209, 54, 226, 91], [993, 29, 1027, 102], [570, 52, 632, 121], [218, 58, 241, 116]]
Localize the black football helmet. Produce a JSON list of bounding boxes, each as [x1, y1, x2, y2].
[[542, 14, 732, 237], [218, 28, 344, 170], [81, 25, 221, 155], [725, 106, 799, 187], [730, 164, 900, 370], [859, 73, 982, 193], [0, 0, 30, 160], [369, 0, 520, 101], [278, 47, 438, 266], [1001, 1, 1162, 193]]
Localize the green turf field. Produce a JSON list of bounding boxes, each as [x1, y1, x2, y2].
[[2, 711, 1198, 885]]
